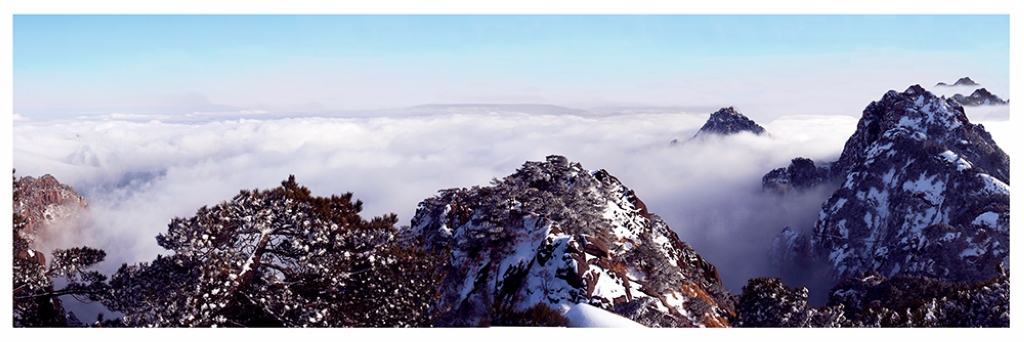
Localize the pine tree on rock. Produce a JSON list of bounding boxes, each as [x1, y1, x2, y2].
[[732, 277, 845, 327], [104, 175, 444, 327], [13, 170, 109, 327]]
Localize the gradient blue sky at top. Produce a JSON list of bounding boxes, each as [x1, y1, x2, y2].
[[13, 15, 1010, 117]]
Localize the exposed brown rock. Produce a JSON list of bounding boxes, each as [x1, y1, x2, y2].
[[15, 248, 47, 266], [585, 271, 600, 297], [571, 253, 589, 285], [14, 174, 89, 246], [581, 235, 610, 258], [628, 190, 651, 221], [638, 285, 660, 298], [696, 254, 723, 285]]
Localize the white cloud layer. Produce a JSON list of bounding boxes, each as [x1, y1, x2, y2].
[[12, 103, 1011, 295]]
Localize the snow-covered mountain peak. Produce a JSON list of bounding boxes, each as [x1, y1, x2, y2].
[[408, 155, 735, 327], [768, 85, 1010, 285], [836, 85, 1006, 182]]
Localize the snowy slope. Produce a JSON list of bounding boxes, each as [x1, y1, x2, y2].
[[408, 156, 734, 327]]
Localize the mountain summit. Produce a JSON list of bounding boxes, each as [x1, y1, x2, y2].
[[768, 85, 1009, 284], [408, 155, 735, 327], [692, 107, 766, 138]]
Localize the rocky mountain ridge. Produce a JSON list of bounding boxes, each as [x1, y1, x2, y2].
[[949, 88, 1008, 106], [767, 85, 1009, 286], [935, 77, 979, 87], [408, 155, 735, 327]]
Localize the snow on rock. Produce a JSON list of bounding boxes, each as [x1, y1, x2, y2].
[[408, 155, 735, 327], [978, 173, 1010, 196], [971, 212, 1000, 229], [766, 85, 1010, 284], [938, 150, 972, 171]]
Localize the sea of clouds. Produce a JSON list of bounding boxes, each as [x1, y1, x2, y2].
[[13, 100, 1011, 300]]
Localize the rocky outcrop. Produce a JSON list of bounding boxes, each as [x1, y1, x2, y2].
[[14, 174, 89, 245], [691, 107, 766, 139], [408, 155, 735, 327], [950, 88, 1008, 106], [768, 85, 1009, 285], [762, 157, 837, 193]]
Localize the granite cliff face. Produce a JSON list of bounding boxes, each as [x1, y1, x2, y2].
[[408, 156, 735, 327], [14, 174, 89, 246], [768, 85, 1009, 284]]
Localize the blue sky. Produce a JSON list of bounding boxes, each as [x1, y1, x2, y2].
[[13, 15, 1010, 118]]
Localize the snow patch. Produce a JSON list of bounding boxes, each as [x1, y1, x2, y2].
[[881, 168, 897, 187], [938, 150, 972, 171], [960, 246, 983, 258], [626, 266, 645, 282], [896, 116, 922, 133], [978, 174, 1010, 196], [603, 200, 640, 241], [564, 303, 645, 328], [902, 174, 944, 205], [972, 212, 1000, 229], [865, 141, 894, 161], [590, 268, 627, 300], [866, 187, 890, 219], [837, 219, 849, 238], [832, 197, 848, 211], [438, 204, 454, 238]]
